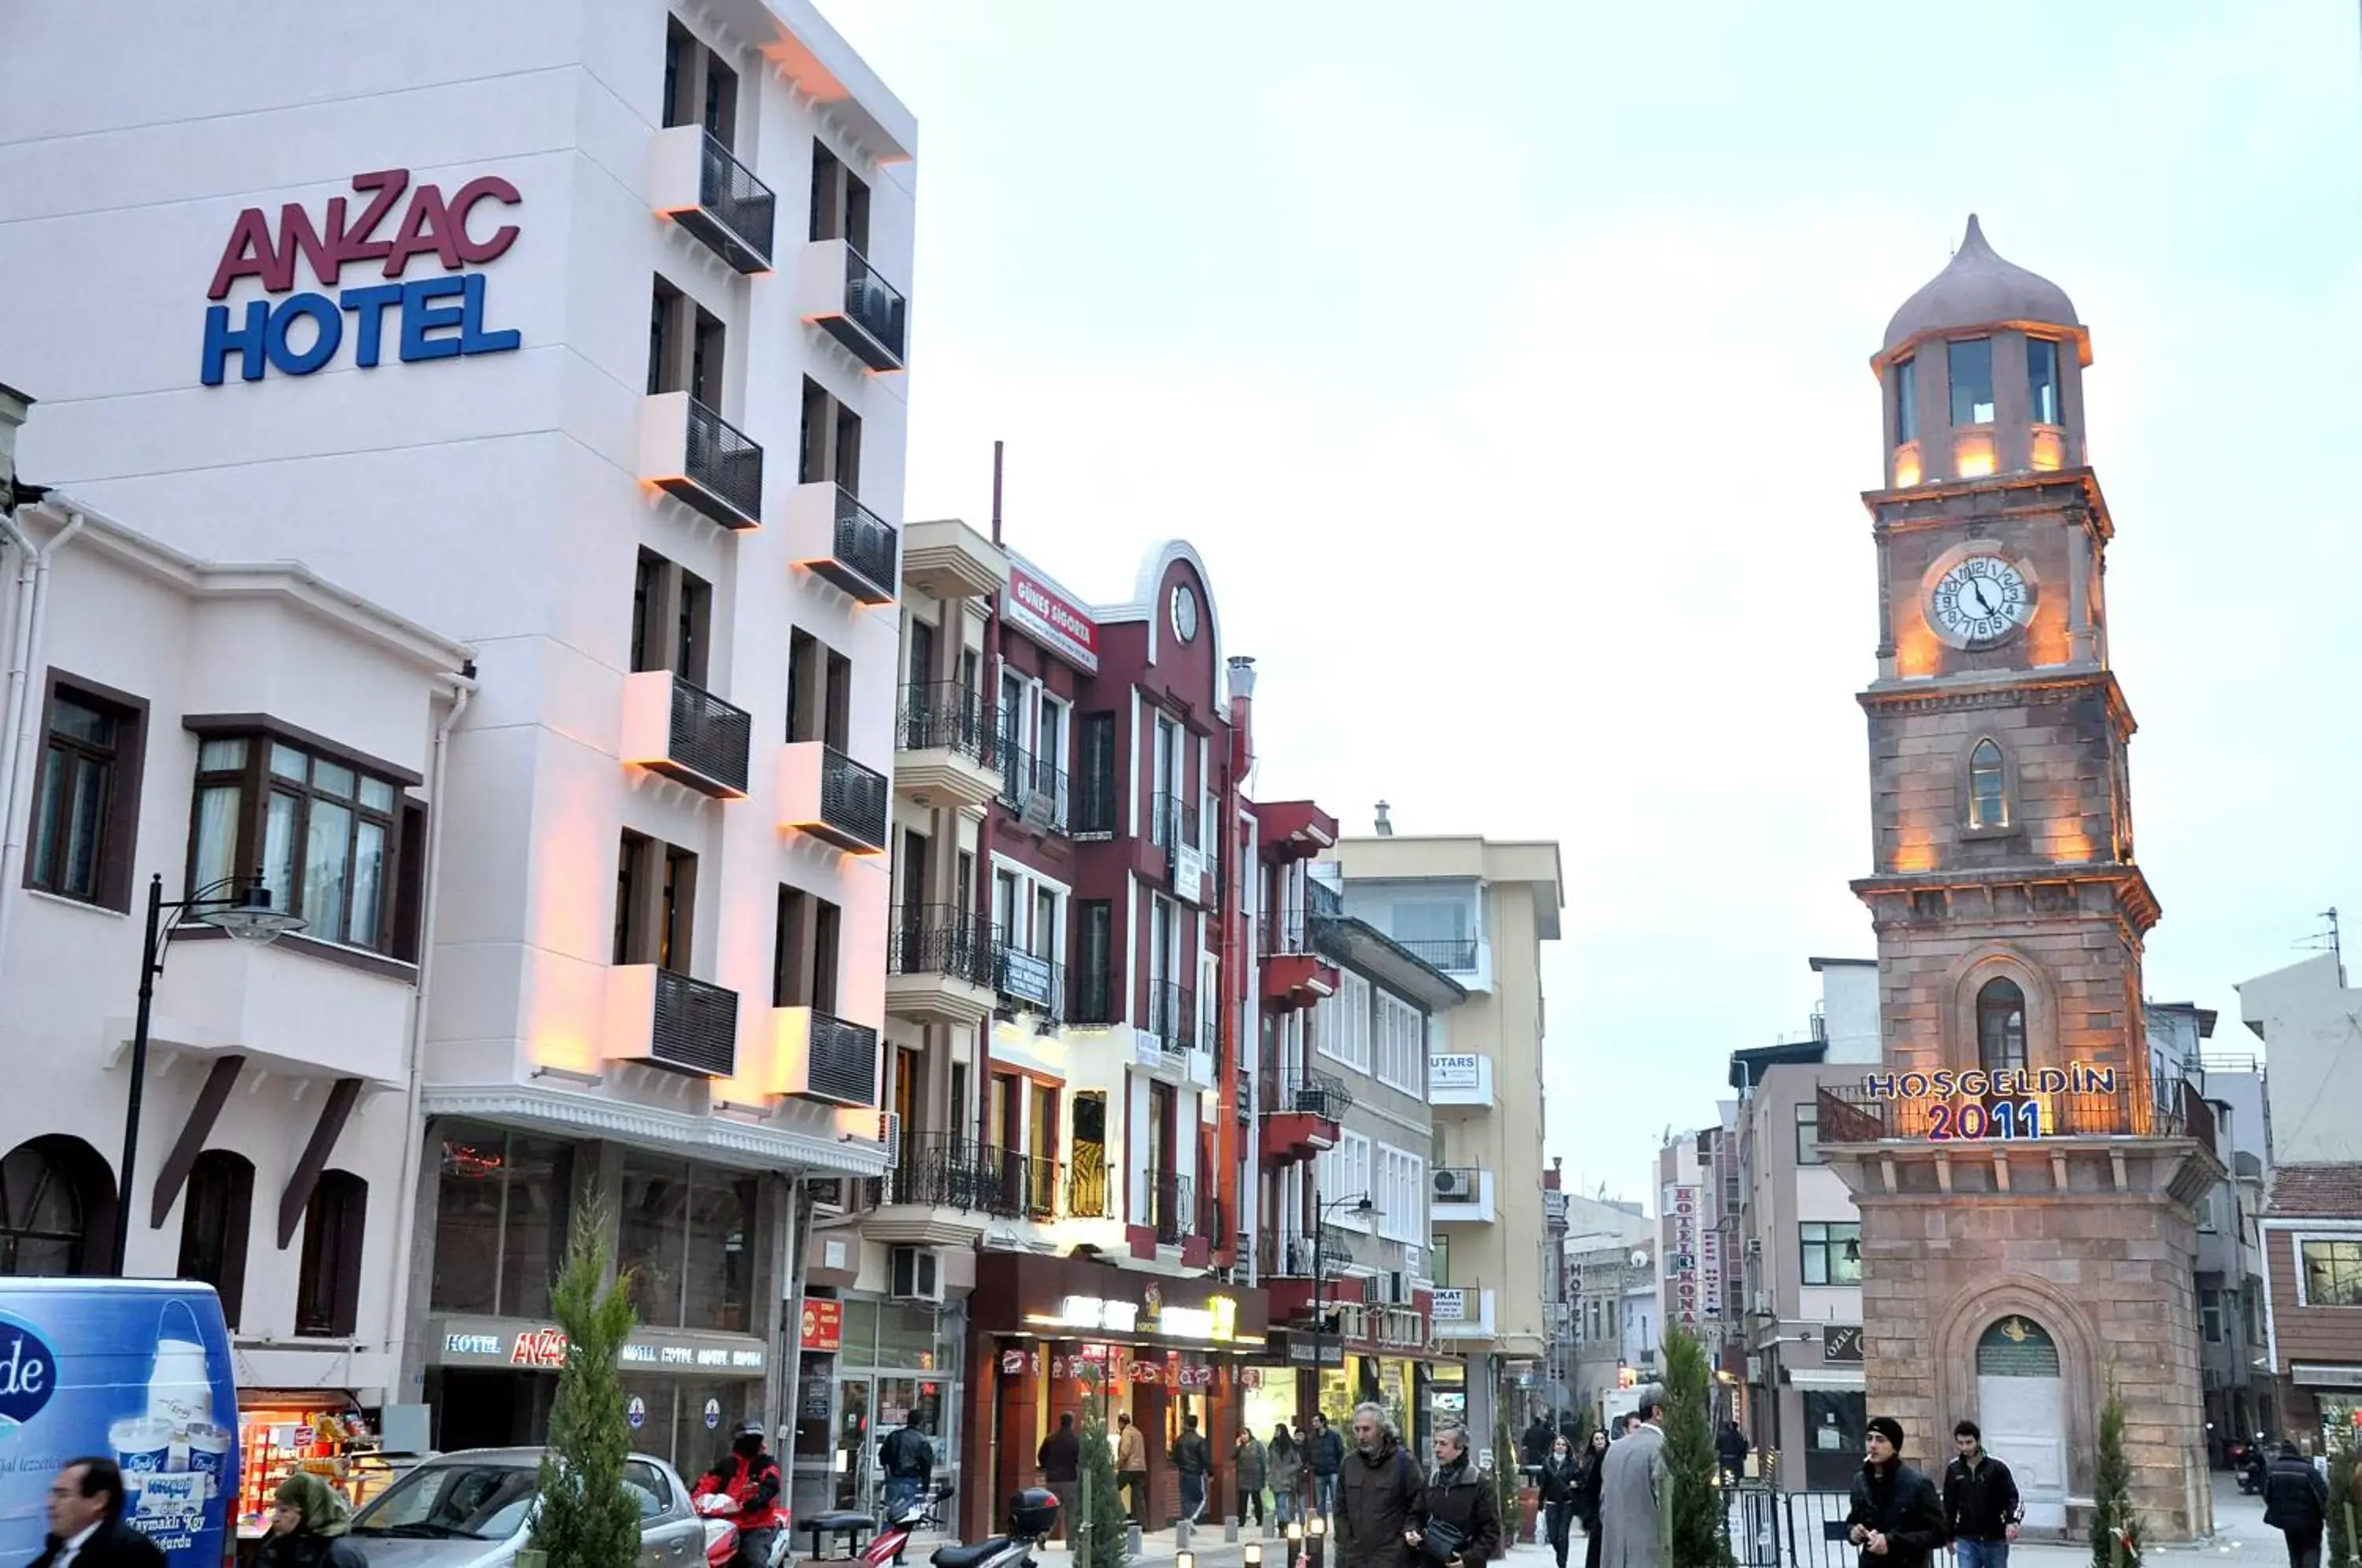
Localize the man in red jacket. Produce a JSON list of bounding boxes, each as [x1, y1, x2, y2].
[[695, 1421, 785, 1568]]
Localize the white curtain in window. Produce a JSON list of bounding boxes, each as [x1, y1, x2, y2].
[[191, 786, 241, 893]]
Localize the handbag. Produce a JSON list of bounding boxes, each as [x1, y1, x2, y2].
[[1418, 1517, 1469, 1565]]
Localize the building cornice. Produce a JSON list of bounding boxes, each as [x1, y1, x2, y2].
[[1851, 861, 2162, 935], [1860, 466, 2115, 545], [1857, 668, 2136, 741], [420, 1082, 889, 1175]]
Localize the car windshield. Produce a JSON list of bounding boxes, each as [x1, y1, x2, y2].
[[353, 1462, 539, 1540]]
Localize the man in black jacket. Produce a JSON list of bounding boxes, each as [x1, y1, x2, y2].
[[1715, 1422, 1749, 1487], [1172, 1414, 1212, 1525], [1942, 1420, 2021, 1568], [1310, 1413, 1346, 1519], [31, 1459, 166, 1568], [1845, 1418, 1946, 1568], [2263, 1442, 2329, 1568], [1038, 1413, 1082, 1543]]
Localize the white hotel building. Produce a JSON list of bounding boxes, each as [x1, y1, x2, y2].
[[0, 0, 914, 1474]]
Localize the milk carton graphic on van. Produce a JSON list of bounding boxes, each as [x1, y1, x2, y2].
[[0, 1281, 239, 1568]]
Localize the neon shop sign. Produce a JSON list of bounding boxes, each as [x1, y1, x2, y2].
[[201, 168, 524, 385], [1860, 1062, 2120, 1141]]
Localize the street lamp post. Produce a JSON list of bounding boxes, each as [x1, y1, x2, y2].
[[116, 869, 305, 1275], [1311, 1189, 1377, 1380]]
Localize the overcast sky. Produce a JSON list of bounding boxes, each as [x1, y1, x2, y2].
[[821, 0, 2362, 1205]]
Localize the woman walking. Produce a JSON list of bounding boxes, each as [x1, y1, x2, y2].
[[1268, 1425, 1304, 1529], [1235, 1426, 1270, 1528], [259, 1474, 368, 1568], [1539, 1434, 1583, 1568], [1573, 1429, 1609, 1568]]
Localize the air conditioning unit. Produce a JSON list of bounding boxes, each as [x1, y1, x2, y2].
[[1746, 1237, 1762, 1256], [879, 1111, 902, 1161], [1751, 1289, 1772, 1315], [1433, 1169, 1477, 1201], [888, 1245, 942, 1304], [1362, 1274, 1388, 1306]]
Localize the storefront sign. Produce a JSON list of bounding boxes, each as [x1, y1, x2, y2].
[[202, 168, 524, 385], [511, 1329, 569, 1369], [1003, 565, 1099, 673], [703, 1399, 720, 1430], [1823, 1326, 1864, 1363], [443, 1333, 500, 1357], [1430, 1055, 1482, 1093], [1700, 1226, 1723, 1322], [1156, 1296, 1239, 1343], [627, 1396, 646, 1431], [802, 1300, 843, 1352], [1000, 949, 1055, 1009], [1002, 1349, 1028, 1375], [1665, 1186, 1699, 1329], [1431, 1289, 1468, 1323], [431, 1317, 766, 1378], [1051, 1296, 1142, 1333], [1127, 1360, 1164, 1384], [1238, 1367, 1262, 1390]]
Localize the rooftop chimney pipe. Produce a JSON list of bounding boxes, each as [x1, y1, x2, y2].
[[1374, 801, 1393, 837], [1226, 655, 1257, 700]]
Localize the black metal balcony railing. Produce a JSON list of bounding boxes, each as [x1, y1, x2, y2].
[[843, 244, 909, 367], [1068, 967, 1116, 1026], [1146, 1170, 1195, 1244], [679, 395, 764, 527], [1816, 1083, 2186, 1145], [820, 484, 898, 605], [886, 1132, 1012, 1216], [1072, 768, 1119, 837], [898, 682, 996, 767], [650, 967, 740, 1078], [1068, 1145, 1114, 1219], [1396, 937, 1479, 971], [689, 131, 776, 272], [664, 675, 752, 795], [996, 944, 1062, 1018], [995, 748, 1070, 834], [817, 744, 890, 851], [1146, 979, 1195, 1054], [1151, 790, 1200, 851], [1262, 914, 1308, 956], [797, 1009, 879, 1107], [887, 905, 994, 987], [1287, 1068, 1353, 1121]]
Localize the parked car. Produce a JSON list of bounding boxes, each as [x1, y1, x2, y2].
[[348, 1448, 705, 1568]]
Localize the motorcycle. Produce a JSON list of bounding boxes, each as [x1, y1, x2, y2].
[[850, 1482, 954, 1568], [930, 1488, 1060, 1568], [698, 1493, 796, 1568], [2237, 1438, 2269, 1496]]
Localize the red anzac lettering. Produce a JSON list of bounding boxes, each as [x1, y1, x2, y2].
[[383, 184, 461, 277], [206, 207, 283, 300], [279, 199, 346, 290], [447, 176, 522, 265], [338, 168, 409, 270]]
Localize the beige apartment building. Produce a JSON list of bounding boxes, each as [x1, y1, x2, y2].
[[1332, 815, 1563, 1443]]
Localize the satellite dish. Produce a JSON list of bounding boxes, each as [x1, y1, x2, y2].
[[1631, 1250, 1649, 1269]]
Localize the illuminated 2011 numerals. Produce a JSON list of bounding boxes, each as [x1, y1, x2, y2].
[[1927, 1100, 2043, 1141]]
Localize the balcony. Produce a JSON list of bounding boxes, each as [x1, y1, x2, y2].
[[620, 670, 752, 797], [900, 517, 1009, 602], [1140, 1170, 1195, 1247], [787, 481, 898, 605], [1068, 967, 1116, 1028], [1431, 1167, 1498, 1224], [605, 966, 739, 1078], [1261, 915, 1340, 1013], [779, 742, 889, 852], [1261, 1070, 1347, 1165], [996, 746, 1069, 836], [885, 905, 995, 1026], [995, 943, 1062, 1020], [1397, 937, 1480, 972], [1067, 1151, 1116, 1220], [1431, 1286, 1498, 1340], [768, 1005, 879, 1106], [650, 125, 776, 273], [1072, 771, 1120, 839], [1154, 792, 1207, 904], [894, 682, 1001, 812], [1145, 979, 1195, 1056], [798, 237, 908, 372], [143, 927, 415, 1086], [1428, 1052, 1496, 1111], [639, 391, 763, 531]]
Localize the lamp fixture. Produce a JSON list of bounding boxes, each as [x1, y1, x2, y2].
[[1245, 1543, 1264, 1568], [198, 877, 305, 943], [1177, 1551, 1195, 1568]]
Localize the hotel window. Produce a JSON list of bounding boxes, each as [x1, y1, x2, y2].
[[1794, 1100, 1824, 1165], [27, 679, 145, 910], [1949, 337, 1995, 425], [661, 19, 738, 150], [1893, 356, 1918, 443], [2027, 337, 2062, 424], [799, 376, 862, 494], [631, 551, 712, 686], [294, 1169, 367, 1337], [809, 139, 872, 253], [1036, 695, 1068, 817], [648, 278, 725, 409], [1375, 990, 1423, 1094], [1976, 978, 2027, 1071], [1799, 1221, 1861, 1286], [430, 1127, 576, 1318], [1151, 712, 1182, 845], [1967, 739, 2008, 830], [773, 886, 842, 1012], [616, 832, 698, 974], [616, 1154, 758, 1332], [190, 731, 405, 952], [787, 629, 851, 749], [2300, 1239, 2362, 1307]]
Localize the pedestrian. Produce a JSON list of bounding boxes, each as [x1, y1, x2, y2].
[[1116, 1411, 1150, 1527], [1716, 1421, 1749, 1487], [1235, 1426, 1269, 1527], [878, 1410, 934, 1559], [1523, 1415, 1557, 1474], [1335, 1403, 1422, 1568], [1412, 1423, 1502, 1568], [1843, 1417, 1945, 1568], [1311, 1412, 1346, 1518], [694, 1421, 787, 1568], [257, 1473, 368, 1568], [2264, 1440, 2330, 1568], [1269, 1425, 1305, 1529], [1172, 1414, 1212, 1525], [1941, 1420, 2021, 1568], [1596, 1393, 1666, 1568], [30, 1458, 166, 1568], [1038, 1412, 1082, 1543], [1573, 1429, 1609, 1568], [1538, 1433, 1583, 1568]]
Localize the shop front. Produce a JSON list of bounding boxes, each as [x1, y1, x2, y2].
[[962, 1254, 1269, 1542], [1274, 1305, 1444, 1455], [786, 1292, 964, 1521], [235, 1394, 398, 1551]]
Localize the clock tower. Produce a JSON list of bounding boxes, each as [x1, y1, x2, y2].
[[1819, 217, 2223, 1540]]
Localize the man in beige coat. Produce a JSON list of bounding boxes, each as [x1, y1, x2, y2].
[[1116, 1411, 1150, 1525], [1596, 1392, 1667, 1568]]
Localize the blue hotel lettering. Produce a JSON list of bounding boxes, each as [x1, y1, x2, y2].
[[202, 273, 520, 385]]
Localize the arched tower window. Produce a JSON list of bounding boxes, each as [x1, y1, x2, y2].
[[1977, 978, 2027, 1071], [1968, 739, 2008, 830]]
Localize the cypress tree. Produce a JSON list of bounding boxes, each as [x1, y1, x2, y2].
[[2087, 1385, 2141, 1568], [1661, 1326, 1734, 1568], [1074, 1398, 1129, 1568], [2326, 1425, 2358, 1568], [528, 1207, 642, 1568]]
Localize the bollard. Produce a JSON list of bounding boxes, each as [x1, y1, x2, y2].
[[1127, 1522, 1144, 1559], [1225, 1515, 1240, 1544], [1176, 1518, 1192, 1552]]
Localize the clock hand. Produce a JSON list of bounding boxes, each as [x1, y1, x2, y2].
[[1968, 580, 1995, 617]]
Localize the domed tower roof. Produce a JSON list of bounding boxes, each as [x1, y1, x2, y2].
[[1881, 215, 2086, 363]]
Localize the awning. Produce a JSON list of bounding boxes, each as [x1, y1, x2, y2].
[[1786, 1368, 1867, 1391]]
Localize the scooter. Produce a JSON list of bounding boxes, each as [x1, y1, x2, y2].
[[930, 1488, 1060, 1568], [697, 1494, 797, 1568], [853, 1482, 954, 1568], [2237, 1437, 2269, 1496]]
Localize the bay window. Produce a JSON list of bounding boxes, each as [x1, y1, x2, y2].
[[189, 727, 409, 953]]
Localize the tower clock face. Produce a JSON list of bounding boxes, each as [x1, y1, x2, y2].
[[1171, 584, 1199, 642], [1927, 554, 2034, 648]]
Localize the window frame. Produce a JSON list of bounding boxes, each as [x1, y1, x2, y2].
[[294, 1169, 367, 1337], [184, 719, 413, 956], [1975, 978, 2027, 1072], [176, 1150, 254, 1329], [1798, 1220, 1861, 1287], [1793, 1100, 1824, 1166], [1374, 987, 1423, 1094], [1317, 1132, 1374, 1230], [2297, 1236, 2362, 1308], [24, 673, 148, 912], [1966, 738, 2010, 832], [1317, 972, 1372, 1074], [2027, 336, 2062, 427], [1948, 336, 1996, 426], [1893, 356, 1918, 445]]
